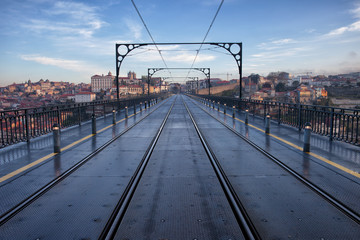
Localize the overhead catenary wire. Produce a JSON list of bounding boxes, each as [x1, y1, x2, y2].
[[127, 49, 153, 57], [184, 0, 224, 81], [131, 0, 174, 81], [135, 46, 223, 52]]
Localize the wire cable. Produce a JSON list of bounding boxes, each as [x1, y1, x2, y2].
[[184, 0, 224, 81], [131, 0, 174, 80]]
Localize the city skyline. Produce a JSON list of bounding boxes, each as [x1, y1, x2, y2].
[[1, 0, 360, 87]]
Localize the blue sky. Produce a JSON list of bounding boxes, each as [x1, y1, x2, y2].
[[1, 0, 360, 86]]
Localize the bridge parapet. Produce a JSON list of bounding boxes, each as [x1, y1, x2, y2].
[[193, 94, 360, 145], [0, 93, 170, 148]]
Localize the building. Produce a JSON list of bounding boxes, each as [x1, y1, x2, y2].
[[40, 79, 51, 91], [128, 71, 136, 80], [244, 82, 258, 93], [186, 80, 198, 93], [75, 92, 96, 103], [59, 94, 75, 102], [119, 85, 143, 95], [128, 85, 142, 95], [312, 87, 328, 99], [91, 72, 115, 93], [292, 85, 315, 103]]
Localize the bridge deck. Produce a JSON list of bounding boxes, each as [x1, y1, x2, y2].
[[0, 95, 359, 239]]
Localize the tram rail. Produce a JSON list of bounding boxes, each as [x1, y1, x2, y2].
[[102, 95, 260, 239], [100, 97, 177, 239], [0, 97, 170, 226], [183, 96, 260, 240], [188, 95, 360, 225]]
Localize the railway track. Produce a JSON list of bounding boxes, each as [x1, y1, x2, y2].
[[0, 97, 170, 226], [182, 97, 260, 240], [99, 96, 177, 239], [187, 95, 360, 225], [1, 94, 359, 239], [101, 95, 259, 240]]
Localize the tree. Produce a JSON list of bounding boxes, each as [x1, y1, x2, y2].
[[248, 74, 260, 84], [292, 81, 299, 87], [275, 82, 286, 92]]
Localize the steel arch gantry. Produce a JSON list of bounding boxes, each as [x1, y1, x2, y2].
[[115, 42, 242, 99], [147, 67, 210, 96]]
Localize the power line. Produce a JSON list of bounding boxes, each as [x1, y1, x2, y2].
[[131, 0, 173, 80], [185, 0, 224, 81]]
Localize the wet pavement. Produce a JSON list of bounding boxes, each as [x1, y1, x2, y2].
[[0, 94, 359, 239], [184, 95, 360, 239], [0, 97, 175, 239], [115, 96, 244, 240], [0, 99, 167, 217], [188, 95, 360, 215]]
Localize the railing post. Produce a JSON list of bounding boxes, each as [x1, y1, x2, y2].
[[278, 103, 281, 125], [140, 102, 142, 111], [217, 102, 220, 111], [92, 114, 96, 134], [112, 109, 116, 124], [265, 113, 270, 134], [134, 102, 136, 114], [78, 106, 82, 126], [125, 106, 128, 118], [329, 108, 334, 141], [224, 103, 227, 114], [53, 123, 61, 153], [303, 122, 311, 152], [298, 104, 302, 131], [232, 106, 236, 118], [25, 109, 30, 142], [57, 107, 61, 128], [263, 101, 267, 119], [245, 109, 249, 125]]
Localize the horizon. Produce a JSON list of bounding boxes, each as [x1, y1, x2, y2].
[[1, 69, 360, 88], [1, 0, 360, 87]]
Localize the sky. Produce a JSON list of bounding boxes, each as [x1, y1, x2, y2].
[[1, 0, 360, 86]]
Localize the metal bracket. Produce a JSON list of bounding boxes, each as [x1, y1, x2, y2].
[[147, 67, 210, 95], [116, 42, 242, 98]]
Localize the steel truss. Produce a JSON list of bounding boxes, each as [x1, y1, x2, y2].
[[115, 42, 242, 98], [147, 68, 210, 95]]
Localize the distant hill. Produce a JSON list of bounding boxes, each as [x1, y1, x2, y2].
[[326, 86, 360, 99]]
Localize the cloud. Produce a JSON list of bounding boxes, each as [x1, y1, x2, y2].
[[46, 1, 104, 30], [258, 38, 297, 50], [271, 38, 297, 45], [351, 3, 360, 18], [325, 4, 360, 37], [305, 28, 316, 34], [326, 21, 360, 36], [22, 1, 105, 38], [167, 53, 216, 62], [129, 48, 216, 63], [124, 19, 143, 39], [250, 47, 311, 62], [20, 54, 105, 73], [348, 51, 358, 58]]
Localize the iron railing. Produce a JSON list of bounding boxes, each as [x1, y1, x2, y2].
[[0, 94, 169, 148], [194, 95, 360, 145]]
